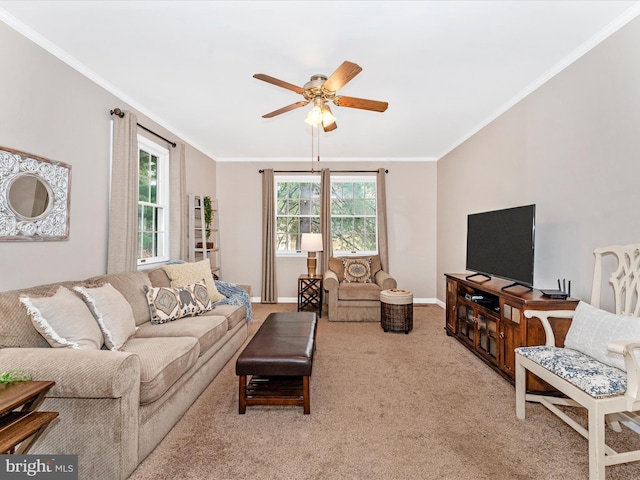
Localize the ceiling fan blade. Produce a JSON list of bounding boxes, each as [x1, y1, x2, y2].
[[262, 101, 309, 118], [322, 105, 337, 132], [334, 96, 388, 112], [253, 73, 304, 94], [323, 61, 362, 92]]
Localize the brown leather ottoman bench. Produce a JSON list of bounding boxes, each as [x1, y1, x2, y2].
[[236, 311, 317, 414]]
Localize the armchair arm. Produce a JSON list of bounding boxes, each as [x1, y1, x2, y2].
[[323, 270, 339, 294], [374, 270, 397, 291], [608, 341, 640, 410], [0, 348, 140, 399], [523, 309, 576, 347]]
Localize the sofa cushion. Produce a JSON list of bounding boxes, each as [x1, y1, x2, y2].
[[20, 286, 104, 349], [86, 271, 152, 326], [338, 282, 381, 301], [144, 282, 213, 325], [342, 258, 373, 283], [564, 301, 640, 372], [74, 284, 137, 351], [204, 304, 247, 330], [146, 267, 171, 287], [122, 336, 199, 405], [135, 315, 228, 356], [516, 345, 627, 398]]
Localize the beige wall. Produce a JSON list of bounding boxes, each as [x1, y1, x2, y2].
[[0, 22, 216, 291], [437, 16, 640, 306], [216, 161, 437, 301]]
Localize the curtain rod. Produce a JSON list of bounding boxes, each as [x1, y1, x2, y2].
[[258, 169, 388, 174], [110, 108, 177, 148]]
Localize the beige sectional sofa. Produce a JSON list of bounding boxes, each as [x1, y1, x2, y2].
[[0, 265, 249, 480]]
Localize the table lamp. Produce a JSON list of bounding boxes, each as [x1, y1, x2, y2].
[[301, 233, 323, 277]]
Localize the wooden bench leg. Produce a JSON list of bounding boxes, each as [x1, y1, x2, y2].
[[239, 375, 247, 414], [303, 375, 310, 414]]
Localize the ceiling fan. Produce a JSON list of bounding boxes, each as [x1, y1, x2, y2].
[[254, 61, 388, 132]]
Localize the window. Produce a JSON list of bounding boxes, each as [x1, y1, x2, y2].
[[331, 176, 377, 254], [137, 136, 169, 264], [276, 177, 321, 253], [275, 175, 377, 255]]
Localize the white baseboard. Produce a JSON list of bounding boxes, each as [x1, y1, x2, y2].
[[250, 297, 445, 307]]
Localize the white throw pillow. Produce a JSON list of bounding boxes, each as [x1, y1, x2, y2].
[[20, 286, 104, 349], [564, 301, 640, 372], [74, 283, 137, 351], [162, 259, 225, 303]]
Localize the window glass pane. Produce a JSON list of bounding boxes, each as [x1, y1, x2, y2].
[[141, 232, 154, 259], [365, 198, 376, 215], [139, 151, 150, 203], [277, 199, 287, 215], [149, 155, 158, 204]]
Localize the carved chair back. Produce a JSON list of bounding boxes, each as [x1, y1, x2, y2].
[[591, 243, 640, 316]]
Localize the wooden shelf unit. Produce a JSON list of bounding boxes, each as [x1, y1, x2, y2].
[[445, 273, 579, 392], [188, 194, 221, 278]]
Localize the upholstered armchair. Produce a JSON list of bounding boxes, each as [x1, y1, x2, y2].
[[323, 255, 397, 321]]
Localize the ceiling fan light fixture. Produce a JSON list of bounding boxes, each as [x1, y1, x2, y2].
[[321, 105, 336, 127], [304, 105, 323, 126]]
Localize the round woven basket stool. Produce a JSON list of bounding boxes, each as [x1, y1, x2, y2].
[[380, 289, 413, 334]]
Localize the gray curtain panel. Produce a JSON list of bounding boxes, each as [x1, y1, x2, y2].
[[377, 168, 389, 272], [261, 169, 277, 303], [107, 110, 138, 274], [320, 168, 332, 276], [169, 142, 187, 261]]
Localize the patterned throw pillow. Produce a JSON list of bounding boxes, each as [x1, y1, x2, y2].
[[342, 258, 373, 283], [163, 259, 225, 303], [74, 283, 137, 351], [144, 281, 213, 325], [20, 286, 104, 349]]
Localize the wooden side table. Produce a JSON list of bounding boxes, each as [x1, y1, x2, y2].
[[0, 380, 58, 454], [298, 274, 323, 318]]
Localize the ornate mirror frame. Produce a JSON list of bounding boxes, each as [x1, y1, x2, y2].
[[0, 146, 71, 241]]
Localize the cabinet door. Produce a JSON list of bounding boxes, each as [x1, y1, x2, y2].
[[445, 279, 457, 334], [499, 303, 522, 378], [477, 311, 498, 362], [457, 302, 476, 347]]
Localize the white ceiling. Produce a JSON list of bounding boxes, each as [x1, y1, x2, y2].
[[1, 1, 639, 162]]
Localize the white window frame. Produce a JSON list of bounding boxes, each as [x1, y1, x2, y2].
[[137, 135, 170, 265], [275, 175, 321, 257], [331, 175, 378, 255], [274, 174, 378, 257]]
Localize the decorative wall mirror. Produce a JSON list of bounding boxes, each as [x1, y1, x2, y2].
[[0, 146, 71, 241]]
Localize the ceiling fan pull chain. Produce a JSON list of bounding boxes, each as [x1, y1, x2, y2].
[[317, 124, 321, 164], [310, 123, 315, 173]]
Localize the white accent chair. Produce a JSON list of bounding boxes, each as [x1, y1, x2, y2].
[[515, 243, 640, 480]]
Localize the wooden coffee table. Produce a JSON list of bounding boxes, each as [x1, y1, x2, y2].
[[0, 380, 58, 454]]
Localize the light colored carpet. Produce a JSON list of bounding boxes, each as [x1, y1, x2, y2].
[[129, 304, 640, 479]]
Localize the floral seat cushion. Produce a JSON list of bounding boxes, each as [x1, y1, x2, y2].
[[516, 345, 627, 398]]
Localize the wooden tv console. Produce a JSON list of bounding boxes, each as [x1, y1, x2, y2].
[[445, 273, 579, 392]]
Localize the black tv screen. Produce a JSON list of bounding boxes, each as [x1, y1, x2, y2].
[[466, 204, 536, 287]]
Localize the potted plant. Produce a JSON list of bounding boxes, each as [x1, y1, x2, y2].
[[202, 196, 214, 249]]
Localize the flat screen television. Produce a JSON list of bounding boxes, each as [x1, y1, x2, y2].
[[466, 204, 536, 289]]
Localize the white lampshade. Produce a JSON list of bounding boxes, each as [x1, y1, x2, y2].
[[301, 233, 323, 252]]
